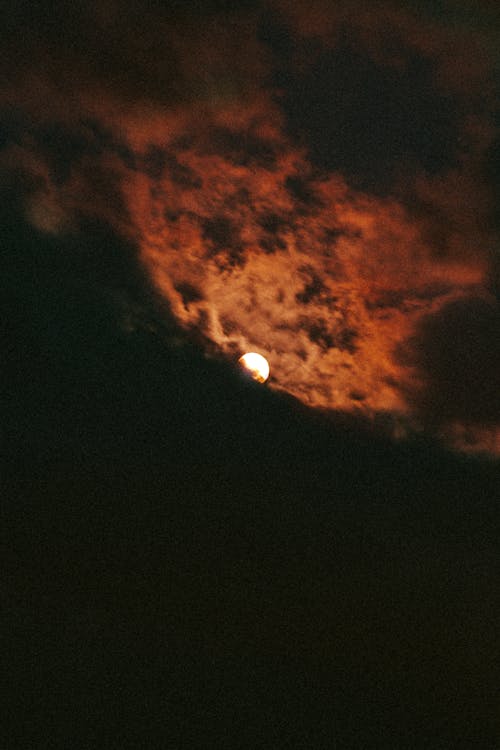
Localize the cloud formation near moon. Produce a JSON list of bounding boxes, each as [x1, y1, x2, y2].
[[1, 0, 499, 452]]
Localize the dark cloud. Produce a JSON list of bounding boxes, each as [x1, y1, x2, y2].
[[482, 111, 500, 233], [207, 127, 279, 168], [0, 0, 271, 155], [1, 3, 175, 104], [272, 34, 463, 193], [285, 174, 324, 206], [256, 211, 289, 252], [202, 215, 244, 266], [365, 282, 454, 311], [295, 265, 334, 306], [145, 149, 203, 188], [302, 316, 359, 354], [397, 295, 500, 427], [174, 281, 204, 308]]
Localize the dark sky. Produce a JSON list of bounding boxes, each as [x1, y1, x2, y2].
[[3, 2, 500, 748]]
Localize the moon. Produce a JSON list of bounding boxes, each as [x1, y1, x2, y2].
[[238, 352, 270, 383]]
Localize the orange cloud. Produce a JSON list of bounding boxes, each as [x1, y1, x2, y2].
[[1, 0, 498, 454], [120, 104, 489, 429]]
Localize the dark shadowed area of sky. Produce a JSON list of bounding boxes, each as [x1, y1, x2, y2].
[[2, 2, 500, 748], [262, 16, 462, 192]]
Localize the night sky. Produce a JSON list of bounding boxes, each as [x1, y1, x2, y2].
[[3, 1, 500, 747]]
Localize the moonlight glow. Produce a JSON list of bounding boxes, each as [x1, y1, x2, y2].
[[238, 353, 270, 383]]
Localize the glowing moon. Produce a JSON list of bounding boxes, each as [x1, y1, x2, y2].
[[238, 352, 270, 383]]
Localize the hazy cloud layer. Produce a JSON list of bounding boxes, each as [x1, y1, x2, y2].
[[1, 0, 499, 452]]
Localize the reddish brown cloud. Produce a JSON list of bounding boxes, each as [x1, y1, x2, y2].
[[126, 122, 484, 415], [1, 0, 499, 453]]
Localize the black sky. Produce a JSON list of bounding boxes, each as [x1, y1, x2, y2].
[[3, 2, 500, 748]]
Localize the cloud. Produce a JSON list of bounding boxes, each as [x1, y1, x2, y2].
[[125, 122, 488, 422], [397, 294, 500, 439], [1, 0, 499, 453], [0, 0, 267, 131]]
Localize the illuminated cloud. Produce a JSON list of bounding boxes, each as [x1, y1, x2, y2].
[[1, 0, 498, 452]]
